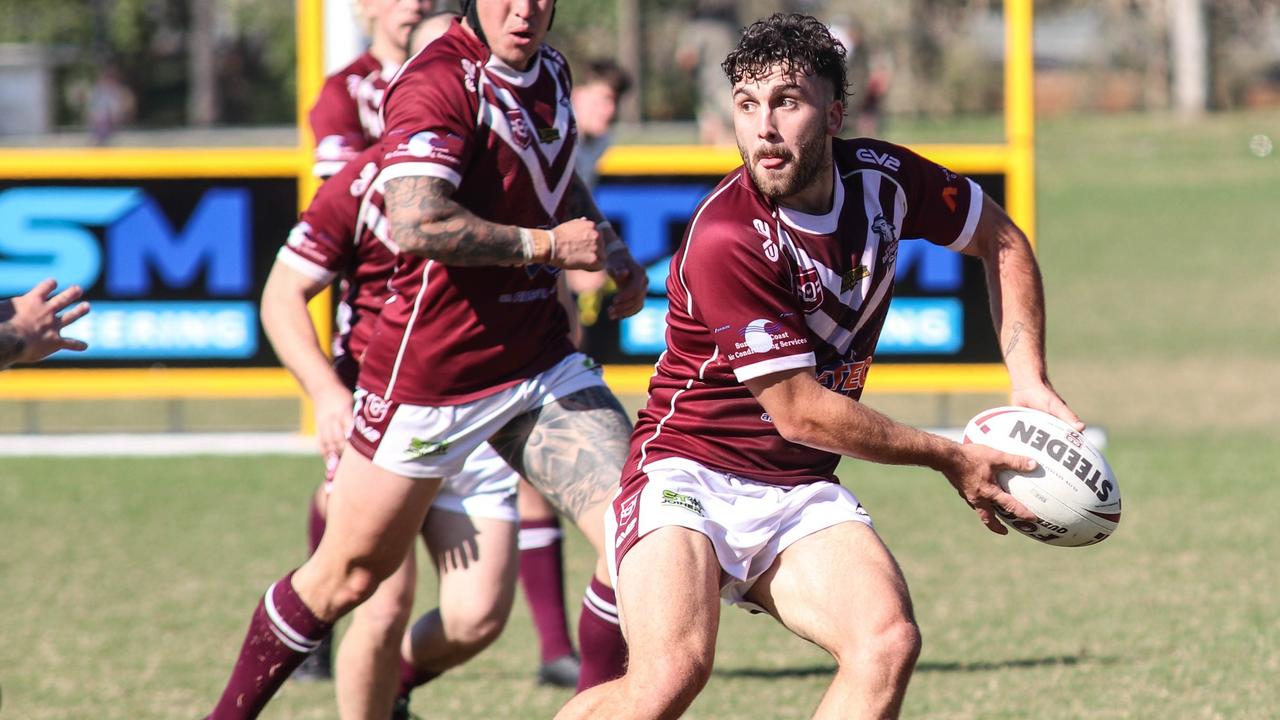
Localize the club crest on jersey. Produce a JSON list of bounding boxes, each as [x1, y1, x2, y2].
[[872, 214, 899, 266], [842, 265, 870, 292], [507, 109, 533, 149], [793, 266, 824, 313]]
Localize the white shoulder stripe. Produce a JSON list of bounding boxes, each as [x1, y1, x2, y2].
[[386, 261, 434, 397], [734, 353, 816, 383], [276, 247, 337, 285], [376, 161, 462, 191], [946, 178, 985, 251]]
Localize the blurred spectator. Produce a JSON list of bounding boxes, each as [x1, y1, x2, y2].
[[74, 62, 135, 145], [572, 58, 633, 189], [567, 58, 633, 320], [828, 15, 888, 137], [676, 0, 739, 146]]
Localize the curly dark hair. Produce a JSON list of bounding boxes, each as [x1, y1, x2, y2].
[[721, 13, 848, 104]]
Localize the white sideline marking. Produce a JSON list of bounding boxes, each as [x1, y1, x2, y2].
[[0, 433, 317, 457], [0, 427, 1107, 458]]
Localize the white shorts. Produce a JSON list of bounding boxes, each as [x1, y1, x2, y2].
[[349, 352, 606, 480], [431, 442, 519, 522], [324, 442, 519, 522], [607, 457, 874, 611]]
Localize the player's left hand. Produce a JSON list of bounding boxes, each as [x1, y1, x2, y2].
[[1011, 382, 1084, 431], [603, 241, 648, 321]]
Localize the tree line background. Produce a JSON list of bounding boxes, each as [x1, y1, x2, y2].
[[0, 0, 1276, 132]]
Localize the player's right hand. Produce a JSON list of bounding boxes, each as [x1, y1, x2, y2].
[[312, 383, 354, 459], [941, 442, 1039, 535], [549, 217, 605, 270]]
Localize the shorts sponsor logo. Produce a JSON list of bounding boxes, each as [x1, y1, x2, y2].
[[660, 489, 705, 517], [793, 266, 823, 313], [406, 437, 450, 459]]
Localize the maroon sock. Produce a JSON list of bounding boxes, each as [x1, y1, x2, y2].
[[396, 654, 441, 699], [575, 576, 627, 692], [518, 517, 576, 663], [207, 571, 332, 719], [307, 491, 325, 556]]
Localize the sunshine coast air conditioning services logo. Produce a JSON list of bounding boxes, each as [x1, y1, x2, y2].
[[729, 318, 806, 361]]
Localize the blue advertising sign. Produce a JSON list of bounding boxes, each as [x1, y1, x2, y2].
[[0, 179, 297, 367]]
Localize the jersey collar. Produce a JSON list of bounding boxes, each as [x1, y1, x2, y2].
[[776, 163, 844, 236]]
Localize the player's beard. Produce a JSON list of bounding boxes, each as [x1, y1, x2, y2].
[[740, 123, 830, 203]]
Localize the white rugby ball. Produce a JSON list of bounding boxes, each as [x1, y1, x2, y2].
[[962, 406, 1120, 547]]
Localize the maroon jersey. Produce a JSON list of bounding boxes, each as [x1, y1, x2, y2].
[[309, 51, 397, 178], [625, 138, 985, 487], [357, 19, 579, 406], [277, 144, 397, 370]]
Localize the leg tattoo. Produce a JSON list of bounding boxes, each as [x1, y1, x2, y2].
[[490, 386, 632, 523]]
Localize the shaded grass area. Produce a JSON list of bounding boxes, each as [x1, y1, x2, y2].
[[1, 430, 1276, 718]]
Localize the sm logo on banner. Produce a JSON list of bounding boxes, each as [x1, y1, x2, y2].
[[0, 187, 249, 296], [0, 186, 257, 360]]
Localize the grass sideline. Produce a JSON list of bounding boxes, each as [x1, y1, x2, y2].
[[1, 434, 1276, 719], [1, 110, 1277, 717]]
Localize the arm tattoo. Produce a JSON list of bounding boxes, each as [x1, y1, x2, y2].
[[560, 174, 605, 224], [1003, 321, 1025, 359], [0, 324, 27, 369], [488, 385, 632, 522], [383, 175, 528, 265]]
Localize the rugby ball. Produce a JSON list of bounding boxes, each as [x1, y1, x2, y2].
[[962, 406, 1120, 547]]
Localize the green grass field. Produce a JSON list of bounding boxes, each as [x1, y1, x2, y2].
[[2, 110, 1278, 718]]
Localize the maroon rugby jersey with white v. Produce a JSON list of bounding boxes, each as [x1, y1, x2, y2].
[[358, 19, 577, 406], [276, 144, 397, 373], [625, 138, 984, 487], [309, 52, 397, 178]]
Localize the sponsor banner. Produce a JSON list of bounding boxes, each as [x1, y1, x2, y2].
[[46, 301, 258, 360], [0, 178, 297, 367]]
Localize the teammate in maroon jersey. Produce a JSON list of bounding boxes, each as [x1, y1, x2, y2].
[[262, 140, 532, 719], [203, 2, 645, 717], [307, 3, 585, 690], [310, 0, 433, 179], [297, 0, 433, 685], [557, 14, 1084, 720]]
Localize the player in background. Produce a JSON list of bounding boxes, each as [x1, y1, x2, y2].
[[203, 2, 647, 717], [556, 14, 1083, 719], [306, 3, 586, 690], [514, 56, 633, 688], [298, 0, 433, 683], [262, 138, 527, 719], [0, 280, 90, 370], [311, 0, 433, 180]]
